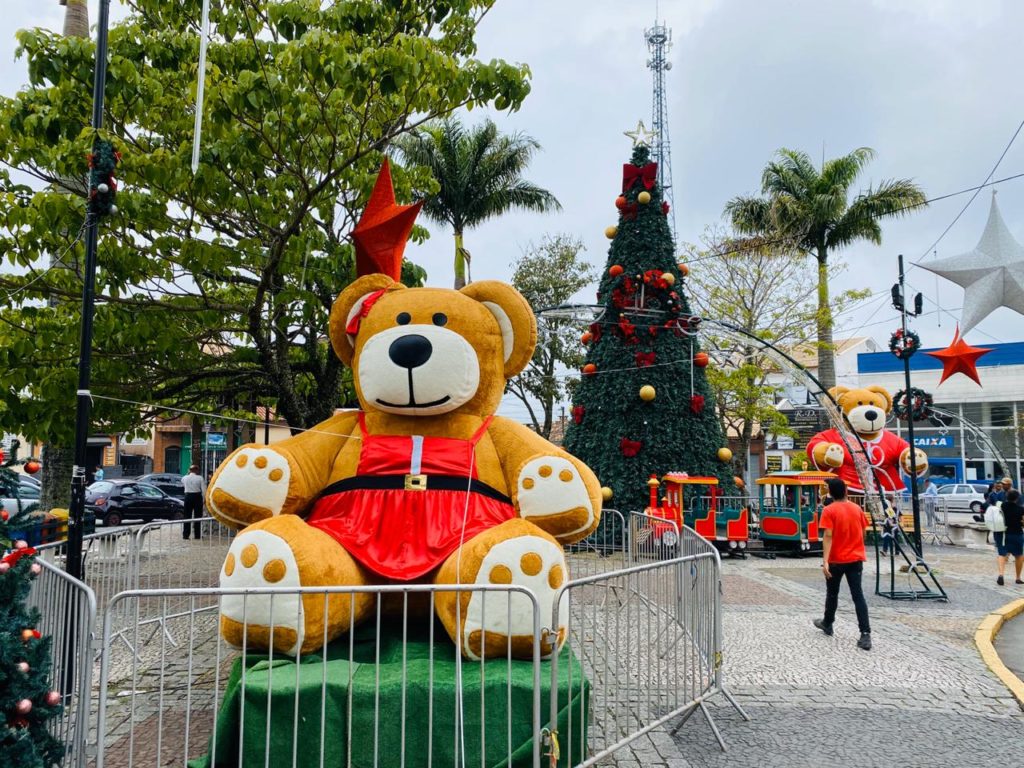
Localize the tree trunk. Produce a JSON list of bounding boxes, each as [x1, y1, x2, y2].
[[40, 444, 73, 511], [62, 0, 89, 39], [453, 231, 467, 289], [191, 417, 204, 477], [815, 249, 836, 392]]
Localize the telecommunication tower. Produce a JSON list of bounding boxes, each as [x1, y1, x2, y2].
[[645, 16, 676, 239]]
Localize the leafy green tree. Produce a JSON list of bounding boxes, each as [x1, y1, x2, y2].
[[725, 147, 926, 390], [507, 235, 596, 439], [0, 1, 531, 508], [685, 229, 868, 475], [395, 117, 560, 288]]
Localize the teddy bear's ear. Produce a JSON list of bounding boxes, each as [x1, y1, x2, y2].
[[330, 274, 404, 365], [828, 386, 851, 408], [460, 280, 537, 377], [866, 385, 894, 413]]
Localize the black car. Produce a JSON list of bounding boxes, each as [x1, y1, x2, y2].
[[86, 480, 185, 527], [136, 472, 186, 498]]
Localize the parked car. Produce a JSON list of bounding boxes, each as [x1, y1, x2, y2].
[[135, 472, 186, 498], [86, 479, 185, 527], [934, 482, 990, 517], [1, 475, 42, 518]]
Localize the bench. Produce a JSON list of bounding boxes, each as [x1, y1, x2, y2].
[[946, 522, 990, 548]]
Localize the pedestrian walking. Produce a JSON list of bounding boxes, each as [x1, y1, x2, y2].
[[93, 465, 104, 483], [922, 477, 938, 527], [813, 478, 872, 650], [998, 489, 1024, 585], [182, 464, 205, 541]]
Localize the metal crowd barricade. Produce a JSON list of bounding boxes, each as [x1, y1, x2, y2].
[[26, 558, 97, 768], [94, 584, 543, 768], [627, 509, 681, 564], [563, 508, 629, 581], [923, 496, 952, 544]]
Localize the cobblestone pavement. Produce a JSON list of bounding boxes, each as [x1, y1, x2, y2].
[[83, 533, 1024, 767]]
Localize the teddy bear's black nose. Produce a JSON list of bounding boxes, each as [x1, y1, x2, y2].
[[389, 334, 433, 369], [863, 408, 879, 422]]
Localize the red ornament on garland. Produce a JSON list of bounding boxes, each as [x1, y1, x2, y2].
[[588, 322, 602, 343], [693, 352, 710, 368], [926, 325, 992, 386], [690, 395, 706, 414], [15, 698, 32, 715], [572, 406, 585, 425], [615, 195, 627, 209], [581, 331, 592, 345], [619, 438, 643, 457], [635, 351, 657, 368], [44, 691, 61, 707], [24, 459, 41, 475], [1, 509, 8, 522], [622, 162, 658, 192], [609, 264, 624, 277], [661, 201, 670, 215], [582, 363, 597, 376]]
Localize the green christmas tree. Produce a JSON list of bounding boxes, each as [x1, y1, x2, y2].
[[564, 141, 734, 520], [0, 445, 64, 768]]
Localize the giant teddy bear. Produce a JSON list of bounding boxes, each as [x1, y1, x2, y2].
[[206, 163, 601, 660], [807, 385, 927, 493]]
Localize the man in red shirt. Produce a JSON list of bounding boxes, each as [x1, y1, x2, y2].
[[814, 478, 871, 650]]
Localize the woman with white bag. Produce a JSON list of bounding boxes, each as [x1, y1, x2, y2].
[[987, 489, 1024, 585]]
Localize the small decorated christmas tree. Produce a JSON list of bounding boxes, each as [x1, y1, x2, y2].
[[564, 137, 734, 519], [0, 445, 64, 768]]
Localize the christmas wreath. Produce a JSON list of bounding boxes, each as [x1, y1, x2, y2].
[[889, 328, 921, 359], [893, 387, 934, 422]]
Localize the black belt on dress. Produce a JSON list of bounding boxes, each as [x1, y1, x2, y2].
[[318, 474, 512, 505]]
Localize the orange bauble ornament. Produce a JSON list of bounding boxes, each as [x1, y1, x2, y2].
[[693, 352, 709, 368], [581, 331, 593, 344], [24, 460, 41, 475], [733, 475, 745, 489], [677, 263, 689, 277], [615, 195, 627, 209], [609, 264, 624, 277], [583, 363, 597, 376]]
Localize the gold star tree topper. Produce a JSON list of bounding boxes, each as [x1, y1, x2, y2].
[[624, 120, 658, 147]]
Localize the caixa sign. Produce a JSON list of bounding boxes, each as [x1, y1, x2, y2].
[[912, 435, 954, 448]]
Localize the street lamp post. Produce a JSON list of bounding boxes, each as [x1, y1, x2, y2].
[[66, 0, 112, 583]]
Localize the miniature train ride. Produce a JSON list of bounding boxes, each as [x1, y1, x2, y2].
[[643, 472, 749, 556], [753, 470, 837, 554]]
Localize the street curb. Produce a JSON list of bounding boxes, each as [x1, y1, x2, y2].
[[974, 597, 1024, 706]]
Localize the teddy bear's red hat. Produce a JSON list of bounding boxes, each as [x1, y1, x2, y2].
[[351, 159, 423, 281]]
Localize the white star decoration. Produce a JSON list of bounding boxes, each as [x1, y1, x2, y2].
[[919, 192, 1024, 334], [624, 120, 658, 148]]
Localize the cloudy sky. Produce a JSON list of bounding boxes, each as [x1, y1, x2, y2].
[[5, 1, 1024, 421]]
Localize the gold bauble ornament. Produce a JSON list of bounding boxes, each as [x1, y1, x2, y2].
[[637, 191, 651, 205], [662, 272, 676, 286], [605, 225, 618, 239], [717, 447, 733, 462], [639, 385, 656, 401], [601, 486, 614, 502]]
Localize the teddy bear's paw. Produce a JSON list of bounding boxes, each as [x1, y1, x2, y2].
[[208, 446, 291, 527], [462, 534, 568, 660], [515, 456, 595, 540], [814, 442, 844, 469], [220, 526, 305, 655]]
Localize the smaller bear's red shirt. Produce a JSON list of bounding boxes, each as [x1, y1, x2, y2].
[[807, 428, 910, 493]]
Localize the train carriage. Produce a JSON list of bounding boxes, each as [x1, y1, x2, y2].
[[644, 472, 749, 556], [755, 470, 837, 554]]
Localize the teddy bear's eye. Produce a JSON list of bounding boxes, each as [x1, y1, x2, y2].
[[858, 401, 863, 406], [432, 313, 448, 327], [396, 312, 411, 325]]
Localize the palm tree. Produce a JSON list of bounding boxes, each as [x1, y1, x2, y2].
[[395, 117, 561, 288], [725, 147, 926, 390], [60, 0, 89, 39]]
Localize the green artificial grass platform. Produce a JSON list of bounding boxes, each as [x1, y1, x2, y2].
[[190, 622, 589, 768]]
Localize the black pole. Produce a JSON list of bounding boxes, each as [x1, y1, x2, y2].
[[67, 0, 112, 582], [264, 405, 271, 445], [898, 254, 924, 557]]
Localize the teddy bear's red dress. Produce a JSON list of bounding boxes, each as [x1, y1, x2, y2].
[[306, 414, 516, 580], [807, 428, 912, 493]]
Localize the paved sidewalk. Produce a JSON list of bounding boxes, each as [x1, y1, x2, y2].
[[660, 544, 1024, 768], [994, 607, 1024, 682]]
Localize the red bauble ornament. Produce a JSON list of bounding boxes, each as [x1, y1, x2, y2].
[[21, 628, 41, 642], [615, 195, 627, 209], [693, 352, 710, 368], [619, 438, 643, 458], [572, 405, 585, 425], [0, 509, 8, 523], [45, 691, 61, 707], [583, 363, 597, 376], [0, 561, 9, 574], [15, 698, 32, 715], [16, 661, 29, 674], [609, 264, 624, 277], [690, 395, 706, 414], [581, 331, 592, 345], [24, 460, 41, 475], [925, 325, 992, 386], [14, 540, 28, 550], [30, 562, 42, 576]]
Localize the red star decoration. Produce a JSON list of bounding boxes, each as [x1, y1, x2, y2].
[[351, 159, 423, 280], [925, 326, 992, 386]]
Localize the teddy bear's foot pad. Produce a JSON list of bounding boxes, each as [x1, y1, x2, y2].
[[208, 446, 291, 524], [220, 527, 305, 655], [516, 456, 595, 539], [462, 534, 568, 660]]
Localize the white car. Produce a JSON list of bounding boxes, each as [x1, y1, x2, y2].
[[934, 483, 990, 518], [1, 475, 42, 518]]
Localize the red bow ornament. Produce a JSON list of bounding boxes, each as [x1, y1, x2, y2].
[[622, 162, 658, 193], [635, 351, 657, 368], [572, 405, 585, 425], [345, 289, 387, 336], [690, 395, 705, 414], [620, 438, 643, 457]]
